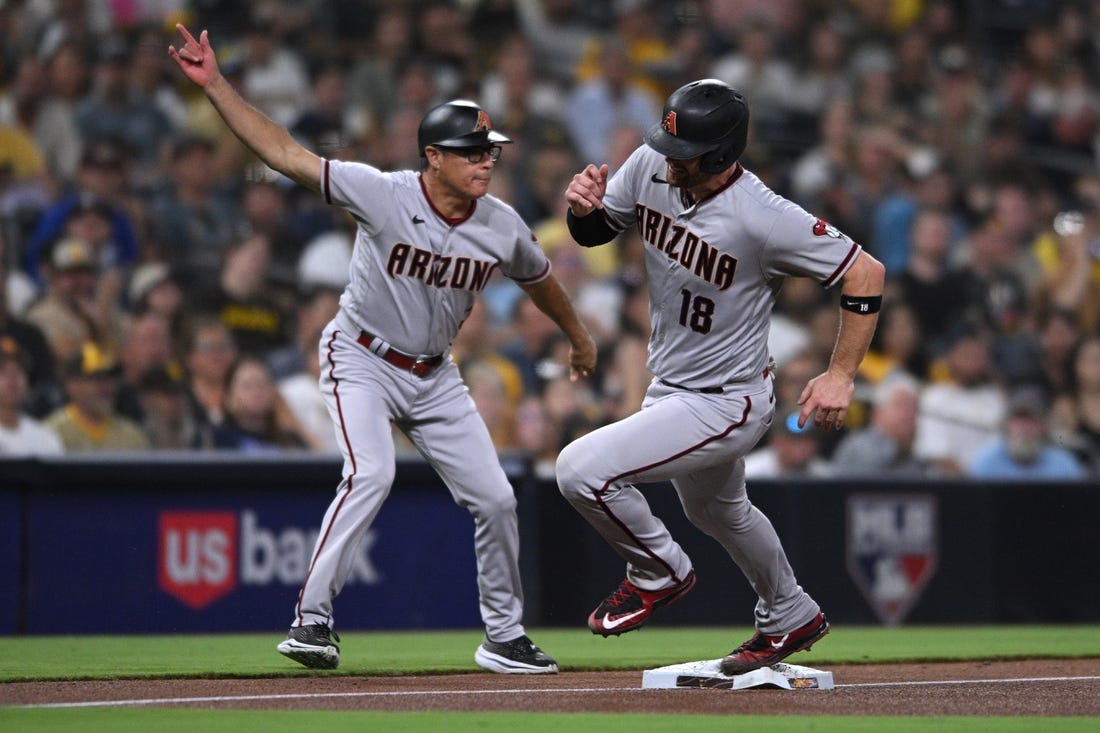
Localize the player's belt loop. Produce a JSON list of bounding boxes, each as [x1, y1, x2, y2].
[[357, 331, 444, 377]]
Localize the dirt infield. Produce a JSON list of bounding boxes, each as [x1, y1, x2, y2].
[[4, 659, 1100, 716]]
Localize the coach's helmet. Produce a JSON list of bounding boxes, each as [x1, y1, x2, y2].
[[644, 79, 749, 174], [417, 100, 511, 158]]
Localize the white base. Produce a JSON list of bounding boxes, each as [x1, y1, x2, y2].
[[642, 659, 834, 690]]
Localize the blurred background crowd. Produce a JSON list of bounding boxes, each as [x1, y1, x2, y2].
[[1, 0, 1099, 480]]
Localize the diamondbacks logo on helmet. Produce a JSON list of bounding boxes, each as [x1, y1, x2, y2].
[[662, 110, 678, 136], [474, 110, 492, 132]]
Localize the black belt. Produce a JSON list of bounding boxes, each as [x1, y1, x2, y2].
[[657, 366, 771, 395], [658, 378, 724, 394], [357, 331, 444, 377]]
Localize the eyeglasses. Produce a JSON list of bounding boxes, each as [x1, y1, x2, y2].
[[440, 145, 502, 164]]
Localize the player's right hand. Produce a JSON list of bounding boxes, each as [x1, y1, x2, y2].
[[568, 332, 598, 382], [565, 164, 609, 217], [168, 24, 220, 88]]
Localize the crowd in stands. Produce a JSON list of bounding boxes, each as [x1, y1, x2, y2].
[[1, 0, 1099, 480]]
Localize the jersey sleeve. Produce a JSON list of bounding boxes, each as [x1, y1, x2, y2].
[[320, 158, 395, 234], [598, 147, 649, 232], [760, 202, 862, 288], [497, 205, 551, 284]]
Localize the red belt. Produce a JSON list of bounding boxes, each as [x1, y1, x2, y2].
[[357, 331, 444, 377]]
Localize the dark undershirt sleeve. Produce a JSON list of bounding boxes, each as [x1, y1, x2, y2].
[[567, 209, 620, 247]]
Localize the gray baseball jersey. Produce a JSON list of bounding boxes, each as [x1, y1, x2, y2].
[[323, 160, 551, 355], [600, 145, 860, 388], [292, 159, 551, 643], [557, 146, 860, 636]]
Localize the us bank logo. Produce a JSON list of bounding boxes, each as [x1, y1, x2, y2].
[[846, 494, 937, 626], [158, 510, 379, 610]]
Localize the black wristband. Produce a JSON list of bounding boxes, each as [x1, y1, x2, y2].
[[840, 294, 883, 314]]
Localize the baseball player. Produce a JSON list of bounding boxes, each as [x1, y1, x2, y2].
[[558, 79, 885, 674], [170, 25, 596, 674]]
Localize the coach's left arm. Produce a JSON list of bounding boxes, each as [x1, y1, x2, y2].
[[519, 276, 597, 382]]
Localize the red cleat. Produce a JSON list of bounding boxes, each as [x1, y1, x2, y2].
[[720, 612, 830, 675], [587, 570, 696, 636]]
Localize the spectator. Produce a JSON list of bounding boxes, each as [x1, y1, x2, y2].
[[128, 261, 185, 326], [149, 133, 242, 282], [0, 336, 63, 456], [130, 23, 189, 131], [181, 315, 238, 430], [465, 360, 519, 451], [830, 377, 928, 477], [137, 363, 211, 451], [0, 53, 81, 187], [479, 34, 565, 133], [26, 139, 140, 284], [74, 35, 175, 189], [450, 297, 524, 408], [788, 98, 856, 213], [514, 394, 561, 479], [968, 387, 1086, 479], [274, 287, 342, 453], [744, 410, 833, 479], [0, 255, 60, 416], [892, 207, 983, 351], [572, 0, 678, 101], [500, 296, 568, 395], [193, 232, 292, 359], [113, 311, 175, 423], [513, 0, 598, 85], [913, 322, 1007, 475], [1051, 334, 1100, 473], [563, 38, 660, 166], [36, 40, 91, 183], [345, 7, 414, 138], [290, 63, 354, 161], [212, 354, 308, 453], [1033, 174, 1100, 333], [785, 19, 852, 120], [711, 14, 796, 142], [239, 14, 310, 128], [23, 236, 128, 364], [45, 341, 149, 453]]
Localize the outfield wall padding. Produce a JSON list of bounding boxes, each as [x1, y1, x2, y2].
[[0, 457, 1095, 634]]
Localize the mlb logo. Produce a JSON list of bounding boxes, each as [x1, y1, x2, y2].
[[846, 494, 937, 625], [158, 511, 237, 610]]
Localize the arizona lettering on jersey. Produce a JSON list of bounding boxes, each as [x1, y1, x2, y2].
[[634, 204, 737, 290], [321, 159, 550, 355], [598, 145, 861, 387], [385, 243, 497, 292]]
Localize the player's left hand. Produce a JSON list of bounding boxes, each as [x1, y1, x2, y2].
[[568, 333, 598, 382], [796, 370, 855, 431]]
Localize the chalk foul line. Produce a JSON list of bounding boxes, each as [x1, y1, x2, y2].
[[17, 676, 1100, 709]]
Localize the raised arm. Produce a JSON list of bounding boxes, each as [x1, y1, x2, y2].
[[519, 275, 597, 382], [168, 24, 321, 191]]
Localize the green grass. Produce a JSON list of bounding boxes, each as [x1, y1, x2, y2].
[[1, 625, 1098, 681], [2, 626, 1097, 731], [0, 710, 1097, 733]]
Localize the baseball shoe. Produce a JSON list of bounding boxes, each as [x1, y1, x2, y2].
[[587, 570, 696, 637], [474, 634, 559, 674], [276, 623, 341, 669], [719, 612, 830, 676]]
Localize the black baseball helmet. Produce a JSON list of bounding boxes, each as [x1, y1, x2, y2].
[[643, 79, 749, 174], [417, 100, 511, 157]]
